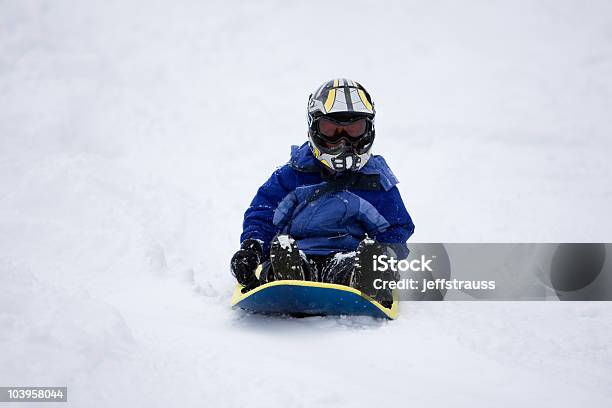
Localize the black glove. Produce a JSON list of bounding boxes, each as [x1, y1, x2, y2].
[[230, 239, 263, 286]]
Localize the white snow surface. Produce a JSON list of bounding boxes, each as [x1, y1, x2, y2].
[[277, 235, 295, 252], [1, 0, 612, 406]]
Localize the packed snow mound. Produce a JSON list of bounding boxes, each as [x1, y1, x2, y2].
[[0, 261, 134, 386], [1, 0, 612, 407]]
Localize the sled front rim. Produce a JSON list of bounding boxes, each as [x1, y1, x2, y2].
[[231, 280, 399, 319]]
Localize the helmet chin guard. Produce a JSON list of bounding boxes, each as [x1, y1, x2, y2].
[[308, 136, 372, 172]]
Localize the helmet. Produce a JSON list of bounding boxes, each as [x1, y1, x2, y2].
[[307, 78, 375, 171]]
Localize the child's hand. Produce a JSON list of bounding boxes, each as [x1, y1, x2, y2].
[[230, 239, 263, 286]]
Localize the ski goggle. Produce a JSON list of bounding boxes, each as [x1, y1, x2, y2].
[[313, 131, 373, 156], [317, 117, 368, 141]]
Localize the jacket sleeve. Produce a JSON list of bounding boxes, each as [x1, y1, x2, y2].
[[240, 164, 296, 257], [372, 186, 415, 257]]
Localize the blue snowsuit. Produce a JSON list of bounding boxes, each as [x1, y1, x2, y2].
[[240, 142, 414, 259]]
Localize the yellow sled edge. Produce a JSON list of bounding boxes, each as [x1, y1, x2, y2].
[[231, 279, 399, 320]]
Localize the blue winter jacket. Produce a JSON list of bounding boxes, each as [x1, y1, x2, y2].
[[240, 143, 414, 258]]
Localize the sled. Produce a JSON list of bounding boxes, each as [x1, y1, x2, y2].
[[231, 279, 398, 320]]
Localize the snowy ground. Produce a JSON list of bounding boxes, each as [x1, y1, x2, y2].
[[1, 0, 612, 406]]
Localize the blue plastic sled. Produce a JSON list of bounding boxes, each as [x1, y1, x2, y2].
[[231, 280, 398, 319]]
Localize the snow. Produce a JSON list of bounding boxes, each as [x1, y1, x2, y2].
[[1, 0, 612, 406], [277, 235, 295, 252], [333, 251, 357, 261]]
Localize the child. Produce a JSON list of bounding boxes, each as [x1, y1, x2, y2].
[[230, 79, 414, 303]]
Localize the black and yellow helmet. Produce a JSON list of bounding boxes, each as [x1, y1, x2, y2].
[[307, 78, 376, 171]]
